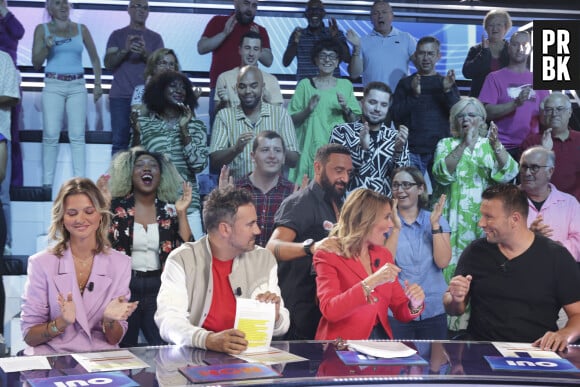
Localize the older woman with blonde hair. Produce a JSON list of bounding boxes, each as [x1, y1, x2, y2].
[[314, 188, 425, 340], [432, 97, 518, 331], [131, 48, 181, 110], [21, 178, 137, 355], [462, 9, 512, 97]]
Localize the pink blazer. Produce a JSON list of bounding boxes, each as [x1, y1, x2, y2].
[[21, 248, 132, 355], [314, 245, 421, 340]]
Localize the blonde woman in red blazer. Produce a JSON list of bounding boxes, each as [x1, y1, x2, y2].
[[314, 188, 425, 340]]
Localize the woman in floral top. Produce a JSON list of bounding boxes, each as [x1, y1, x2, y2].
[[432, 97, 518, 331], [97, 147, 192, 347], [132, 70, 208, 239]]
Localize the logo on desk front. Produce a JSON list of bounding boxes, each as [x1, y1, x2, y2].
[[484, 356, 579, 373], [533, 20, 580, 90], [26, 371, 138, 387]]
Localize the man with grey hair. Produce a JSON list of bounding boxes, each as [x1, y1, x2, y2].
[[519, 146, 580, 262], [522, 92, 580, 202]]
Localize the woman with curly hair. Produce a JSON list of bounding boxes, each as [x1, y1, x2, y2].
[[132, 71, 208, 239], [21, 178, 137, 355], [288, 38, 360, 184], [314, 188, 425, 340], [97, 147, 192, 347]]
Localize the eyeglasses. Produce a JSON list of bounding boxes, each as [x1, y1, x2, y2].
[[317, 53, 339, 61], [130, 4, 149, 10], [392, 181, 418, 190], [456, 112, 481, 120], [543, 106, 569, 115], [519, 164, 551, 174]]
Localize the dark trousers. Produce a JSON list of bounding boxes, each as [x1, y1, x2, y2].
[[110, 97, 132, 156], [388, 313, 448, 340], [0, 202, 6, 335], [120, 273, 165, 347]]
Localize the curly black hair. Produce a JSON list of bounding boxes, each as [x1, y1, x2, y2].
[[143, 70, 198, 115]]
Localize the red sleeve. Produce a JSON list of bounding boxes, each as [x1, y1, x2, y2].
[[314, 251, 369, 323], [521, 133, 541, 151]]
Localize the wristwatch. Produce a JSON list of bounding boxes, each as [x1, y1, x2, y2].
[[432, 227, 443, 234], [303, 239, 315, 257]]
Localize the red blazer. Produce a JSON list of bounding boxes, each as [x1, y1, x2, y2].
[[314, 245, 422, 340]]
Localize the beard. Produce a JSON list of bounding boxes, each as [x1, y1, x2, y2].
[[236, 10, 254, 25], [320, 171, 346, 200]]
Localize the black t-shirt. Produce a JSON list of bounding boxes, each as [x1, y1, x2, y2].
[[455, 235, 580, 342], [273, 182, 338, 340]]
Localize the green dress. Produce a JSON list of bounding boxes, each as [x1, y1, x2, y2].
[[432, 136, 518, 331], [287, 77, 361, 184]]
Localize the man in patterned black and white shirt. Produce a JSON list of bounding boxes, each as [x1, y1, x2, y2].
[[330, 81, 409, 197]]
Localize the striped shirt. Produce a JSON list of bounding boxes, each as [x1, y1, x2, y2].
[[210, 102, 299, 179], [137, 115, 208, 211]]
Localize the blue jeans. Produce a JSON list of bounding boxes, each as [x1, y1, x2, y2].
[[110, 97, 132, 156], [42, 78, 87, 185], [120, 274, 165, 347], [388, 313, 448, 340]]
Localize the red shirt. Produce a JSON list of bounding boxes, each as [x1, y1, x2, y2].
[[202, 14, 270, 87], [202, 257, 236, 333]]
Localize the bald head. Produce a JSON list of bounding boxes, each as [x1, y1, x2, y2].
[[237, 65, 263, 111]]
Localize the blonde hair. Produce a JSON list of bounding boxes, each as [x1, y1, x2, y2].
[[483, 9, 512, 31], [330, 188, 392, 258], [144, 48, 180, 79], [107, 147, 184, 203], [49, 178, 111, 257], [449, 97, 487, 138]]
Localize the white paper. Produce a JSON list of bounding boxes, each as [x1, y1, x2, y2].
[[347, 340, 417, 359], [492, 342, 561, 359], [71, 350, 149, 373], [0, 356, 51, 372], [233, 347, 308, 365], [234, 298, 275, 354]]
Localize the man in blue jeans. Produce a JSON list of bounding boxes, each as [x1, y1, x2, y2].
[[104, 0, 163, 155]]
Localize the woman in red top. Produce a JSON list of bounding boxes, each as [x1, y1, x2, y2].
[[314, 188, 425, 340]]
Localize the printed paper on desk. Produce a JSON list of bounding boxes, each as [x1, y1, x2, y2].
[[72, 350, 149, 373], [234, 297, 275, 353], [492, 342, 561, 359], [347, 340, 417, 359]]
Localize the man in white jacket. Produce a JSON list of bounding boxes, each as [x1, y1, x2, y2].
[[155, 186, 289, 354]]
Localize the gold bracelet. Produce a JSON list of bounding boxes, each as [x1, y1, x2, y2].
[[361, 280, 378, 304]]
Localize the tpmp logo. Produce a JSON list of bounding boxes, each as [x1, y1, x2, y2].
[[533, 20, 580, 90]]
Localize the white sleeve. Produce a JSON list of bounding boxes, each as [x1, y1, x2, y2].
[[155, 258, 211, 348]]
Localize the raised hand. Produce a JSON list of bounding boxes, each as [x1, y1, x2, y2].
[[328, 17, 340, 37], [345, 29, 360, 47], [430, 194, 446, 226], [404, 280, 425, 310], [360, 122, 371, 150], [224, 14, 237, 36], [175, 181, 192, 213], [541, 128, 554, 150], [293, 174, 309, 192], [395, 125, 409, 151], [366, 262, 402, 288], [96, 173, 112, 205], [234, 131, 254, 153], [481, 33, 489, 49], [292, 27, 303, 44], [443, 69, 456, 92], [103, 296, 139, 322], [448, 275, 472, 303], [308, 94, 320, 113], [411, 74, 421, 96], [177, 103, 193, 128], [218, 165, 234, 189], [58, 292, 76, 326]]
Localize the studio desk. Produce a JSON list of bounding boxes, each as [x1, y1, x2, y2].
[[3, 340, 580, 386]]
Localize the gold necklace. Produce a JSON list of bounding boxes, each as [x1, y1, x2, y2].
[[72, 254, 94, 293]]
